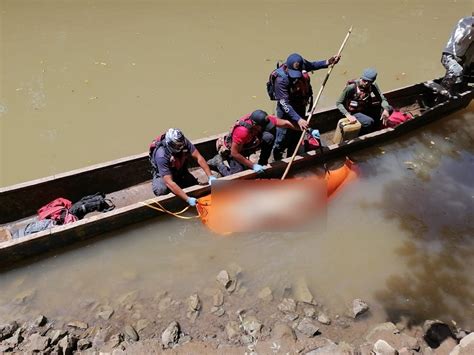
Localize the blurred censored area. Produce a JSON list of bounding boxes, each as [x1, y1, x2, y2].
[[197, 160, 357, 235]]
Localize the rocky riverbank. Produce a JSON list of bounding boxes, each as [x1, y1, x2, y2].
[[1, 268, 473, 354]]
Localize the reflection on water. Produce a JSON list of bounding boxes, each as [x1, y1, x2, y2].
[[0, 106, 473, 330]]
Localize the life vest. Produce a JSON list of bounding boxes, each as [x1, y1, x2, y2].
[[384, 110, 413, 128], [216, 117, 260, 156], [345, 79, 373, 113], [267, 64, 313, 105], [149, 134, 189, 175], [37, 198, 78, 225]]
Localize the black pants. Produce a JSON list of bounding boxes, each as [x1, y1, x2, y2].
[[272, 104, 305, 161], [152, 170, 198, 196]]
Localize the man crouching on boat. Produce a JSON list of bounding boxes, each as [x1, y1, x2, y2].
[[206, 109, 304, 176], [150, 128, 216, 207]]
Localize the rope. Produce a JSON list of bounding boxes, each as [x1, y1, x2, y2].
[[140, 199, 200, 220]]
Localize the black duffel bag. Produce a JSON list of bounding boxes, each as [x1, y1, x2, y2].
[[70, 192, 115, 220]]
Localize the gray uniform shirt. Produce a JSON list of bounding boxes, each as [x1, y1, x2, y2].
[[444, 16, 474, 60]]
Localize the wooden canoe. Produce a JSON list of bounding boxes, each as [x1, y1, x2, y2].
[[0, 79, 473, 268]]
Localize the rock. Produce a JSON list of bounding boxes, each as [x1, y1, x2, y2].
[[271, 323, 296, 343], [187, 310, 199, 323], [213, 290, 224, 306], [258, 287, 273, 302], [367, 322, 419, 351], [210, 307, 225, 317], [67, 321, 88, 330], [118, 290, 139, 305], [33, 315, 47, 327], [373, 339, 397, 355], [161, 321, 180, 348], [188, 293, 201, 311], [352, 298, 369, 318], [97, 305, 114, 320], [296, 318, 320, 337], [27, 333, 50, 352], [294, 277, 315, 304], [108, 333, 124, 348], [304, 307, 316, 319], [77, 338, 91, 350], [216, 270, 232, 289], [317, 313, 331, 325], [278, 298, 297, 313], [283, 312, 299, 322], [4, 327, 23, 348], [0, 321, 19, 341], [92, 327, 109, 348], [58, 335, 77, 354], [241, 334, 254, 345], [242, 316, 262, 338], [124, 325, 139, 341], [434, 337, 457, 354], [225, 321, 241, 341], [423, 320, 456, 348], [136, 319, 149, 332], [305, 340, 339, 354], [450, 332, 474, 355], [178, 334, 192, 345], [49, 329, 67, 345]]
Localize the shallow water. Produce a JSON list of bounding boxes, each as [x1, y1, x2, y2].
[[0, 0, 473, 331]]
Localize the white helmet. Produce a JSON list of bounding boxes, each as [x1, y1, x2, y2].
[[164, 128, 186, 154]]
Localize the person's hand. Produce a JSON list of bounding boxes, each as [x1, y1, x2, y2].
[[208, 176, 217, 185], [347, 115, 357, 124], [297, 118, 308, 130], [252, 164, 265, 174], [328, 55, 341, 66], [310, 129, 321, 140], [381, 109, 390, 126], [187, 197, 197, 207]]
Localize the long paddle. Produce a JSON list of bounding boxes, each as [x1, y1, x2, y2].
[[280, 26, 353, 180]]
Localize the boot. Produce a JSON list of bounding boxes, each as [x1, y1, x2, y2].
[[207, 154, 223, 169]]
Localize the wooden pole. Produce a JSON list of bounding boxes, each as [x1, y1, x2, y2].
[[281, 26, 353, 180]]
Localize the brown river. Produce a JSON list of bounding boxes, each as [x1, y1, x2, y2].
[[1, 0, 473, 334]]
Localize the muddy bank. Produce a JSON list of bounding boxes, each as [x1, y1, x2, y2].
[[1, 267, 472, 354]]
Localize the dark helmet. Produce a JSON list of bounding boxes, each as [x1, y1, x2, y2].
[[164, 128, 186, 154], [249, 110, 269, 128]]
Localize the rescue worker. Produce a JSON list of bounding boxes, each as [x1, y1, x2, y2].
[[207, 109, 307, 176], [269, 52, 340, 160], [440, 15, 474, 95], [150, 128, 216, 206], [336, 68, 392, 135]]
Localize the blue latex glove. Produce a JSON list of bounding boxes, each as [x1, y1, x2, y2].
[[252, 163, 264, 174], [310, 129, 321, 140], [187, 197, 197, 207], [208, 176, 217, 185]]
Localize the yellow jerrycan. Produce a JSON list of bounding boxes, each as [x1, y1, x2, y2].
[[332, 117, 362, 144]]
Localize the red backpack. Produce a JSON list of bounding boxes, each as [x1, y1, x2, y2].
[[37, 198, 77, 225], [384, 111, 413, 128]]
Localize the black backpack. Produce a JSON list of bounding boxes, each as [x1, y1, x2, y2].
[[70, 193, 115, 220], [266, 63, 282, 100]]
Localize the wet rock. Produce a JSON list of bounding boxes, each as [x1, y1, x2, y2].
[[210, 306, 225, 317], [161, 321, 180, 348], [97, 305, 114, 320], [124, 325, 139, 341], [136, 319, 149, 332], [373, 339, 397, 355], [225, 321, 241, 341], [278, 298, 297, 313], [304, 307, 316, 319], [450, 332, 474, 355], [352, 298, 369, 318], [58, 334, 77, 354], [296, 318, 320, 337], [317, 313, 331, 325], [367, 322, 419, 351], [294, 278, 315, 304], [213, 290, 224, 306], [188, 293, 201, 312], [77, 338, 92, 350], [423, 320, 456, 348], [33, 315, 47, 327], [0, 321, 19, 341], [242, 316, 262, 338], [67, 321, 88, 330], [258, 287, 273, 302], [216, 270, 232, 288], [26, 333, 50, 352], [271, 323, 296, 343], [49, 329, 67, 345]]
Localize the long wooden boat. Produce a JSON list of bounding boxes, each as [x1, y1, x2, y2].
[[0, 79, 473, 268]]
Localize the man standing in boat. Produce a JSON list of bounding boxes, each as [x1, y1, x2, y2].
[[440, 15, 473, 95], [268, 52, 340, 160], [206, 109, 309, 176], [336, 68, 392, 135], [150, 128, 216, 206]]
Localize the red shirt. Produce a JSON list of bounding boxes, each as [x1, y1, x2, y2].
[[231, 114, 278, 146]]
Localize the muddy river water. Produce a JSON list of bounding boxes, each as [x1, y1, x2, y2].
[[0, 0, 473, 333]]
